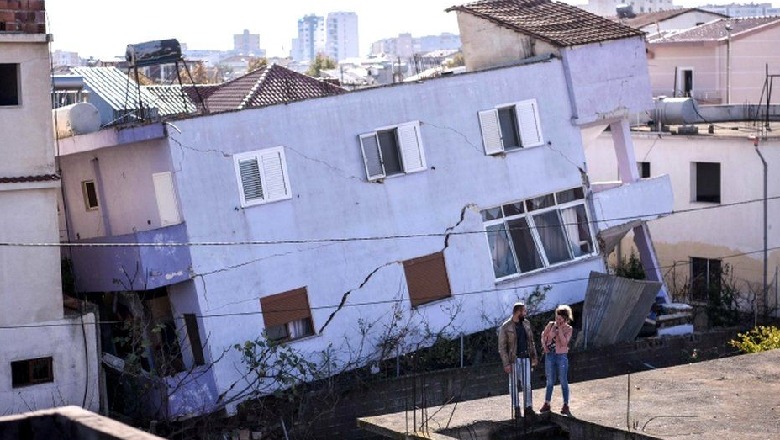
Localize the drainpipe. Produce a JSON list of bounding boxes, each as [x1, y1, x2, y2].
[[752, 136, 768, 320], [726, 24, 732, 104]]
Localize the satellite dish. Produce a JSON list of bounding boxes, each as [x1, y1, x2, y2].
[[616, 4, 636, 19]]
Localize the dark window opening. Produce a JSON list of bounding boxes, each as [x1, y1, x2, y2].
[[12, 357, 54, 387], [695, 162, 720, 203], [690, 257, 722, 302], [377, 129, 403, 175], [498, 106, 521, 150], [184, 314, 205, 366], [638, 162, 651, 178], [0, 64, 20, 106], [82, 180, 99, 210], [682, 69, 693, 97]]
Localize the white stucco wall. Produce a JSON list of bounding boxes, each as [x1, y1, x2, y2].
[[455, 11, 559, 72], [584, 130, 780, 307], [0, 313, 100, 414], [562, 37, 654, 125], [165, 60, 608, 404]]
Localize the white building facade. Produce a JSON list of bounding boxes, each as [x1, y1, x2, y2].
[[292, 14, 326, 62], [326, 12, 359, 61], [0, 7, 99, 414]]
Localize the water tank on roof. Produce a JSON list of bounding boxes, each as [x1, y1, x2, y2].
[[654, 97, 701, 125], [125, 39, 182, 68], [53, 102, 101, 139]]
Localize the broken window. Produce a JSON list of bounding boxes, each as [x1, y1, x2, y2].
[[693, 162, 720, 203], [482, 187, 595, 280], [359, 121, 426, 181], [234, 147, 292, 208], [260, 287, 315, 342], [690, 257, 722, 302], [478, 99, 544, 155], [0, 63, 20, 106], [403, 252, 452, 307], [82, 180, 99, 210], [11, 357, 53, 387]]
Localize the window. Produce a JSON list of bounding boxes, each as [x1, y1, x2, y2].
[[693, 162, 720, 203], [0, 64, 20, 106], [11, 357, 53, 387], [677, 68, 693, 98], [478, 99, 543, 155], [260, 287, 315, 342], [81, 180, 99, 210], [234, 147, 292, 207], [482, 187, 595, 280], [637, 162, 651, 178], [183, 314, 205, 366], [359, 121, 426, 181], [403, 252, 452, 307], [690, 257, 721, 302]]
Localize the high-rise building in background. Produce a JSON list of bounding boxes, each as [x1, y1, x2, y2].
[[233, 29, 264, 57], [292, 14, 326, 62], [583, 0, 674, 16], [370, 32, 461, 58], [699, 2, 780, 17], [326, 12, 359, 61]]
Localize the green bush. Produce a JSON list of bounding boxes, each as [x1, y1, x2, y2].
[[729, 326, 780, 353]]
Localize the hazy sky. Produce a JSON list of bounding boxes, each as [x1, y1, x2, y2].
[[46, 0, 745, 59]]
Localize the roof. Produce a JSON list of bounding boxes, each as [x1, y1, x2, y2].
[[649, 16, 780, 42], [70, 66, 160, 112], [445, 0, 645, 47], [613, 8, 727, 29], [205, 64, 347, 112], [144, 85, 196, 115]]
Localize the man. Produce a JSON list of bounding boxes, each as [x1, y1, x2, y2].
[[498, 301, 538, 420]]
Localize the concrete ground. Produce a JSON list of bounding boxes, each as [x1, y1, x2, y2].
[[358, 349, 780, 440]]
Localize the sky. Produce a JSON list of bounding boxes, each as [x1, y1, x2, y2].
[[46, 0, 750, 60]]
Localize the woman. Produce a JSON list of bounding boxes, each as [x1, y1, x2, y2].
[[539, 304, 573, 415]]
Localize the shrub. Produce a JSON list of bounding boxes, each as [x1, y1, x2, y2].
[[729, 326, 780, 353]]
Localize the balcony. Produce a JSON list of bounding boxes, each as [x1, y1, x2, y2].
[[69, 223, 191, 293]]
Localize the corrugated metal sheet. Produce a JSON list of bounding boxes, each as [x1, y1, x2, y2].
[[144, 85, 196, 115], [71, 66, 159, 112], [575, 271, 661, 350]]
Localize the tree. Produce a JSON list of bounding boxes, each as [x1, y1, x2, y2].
[[306, 53, 336, 78], [247, 57, 268, 73]]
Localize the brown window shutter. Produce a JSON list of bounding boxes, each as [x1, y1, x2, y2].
[[403, 252, 452, 307], [260, 287, 312, 328]]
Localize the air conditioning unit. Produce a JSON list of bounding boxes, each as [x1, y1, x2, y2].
[[125, 39, 182, 68]]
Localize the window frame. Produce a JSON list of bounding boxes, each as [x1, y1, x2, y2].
[[692, 161, 721, 204], [689, 257, 722, 302], [81, 180, 99, 211], [403, 252, 452, 308], [478, 98, 544, 155], [260, 287, 316, 343], [359, 120, 426, 181], [233, 146, 292, 208], [481, 187, 596, 281], [11, 357, 54, 388]]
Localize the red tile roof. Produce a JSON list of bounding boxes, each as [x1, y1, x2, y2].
[[648, 16, 780, 42], [612, 8, 726, 30], [0, 174, 59, 184], [205, 64, 347, 112], [446, 0, 645, 47]]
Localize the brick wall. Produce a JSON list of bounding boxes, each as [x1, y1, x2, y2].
[[293, 328, 741, 439], [0, 0, 45, 33]]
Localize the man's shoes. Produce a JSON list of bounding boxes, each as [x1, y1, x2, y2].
[[524, 407, 536, 423], [524, 406, 536, 417], [514, 406, 521, 419], [561, 404, 571, 415], [539, 402, 551, 413]]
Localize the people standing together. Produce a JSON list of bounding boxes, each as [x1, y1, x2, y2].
[[498, 302, 574, 420]]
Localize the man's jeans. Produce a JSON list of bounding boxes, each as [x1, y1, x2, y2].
[[509, 357, 532, 414], [544, 352, 570, 404]]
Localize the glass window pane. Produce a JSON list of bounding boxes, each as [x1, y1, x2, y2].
[[378, 129, 403, 175], [266, 324, 288, 341], [507, 218, 544, 272], [526, 193, 555, 211], [561, 205, 594, 257], [486, 224, 518, 278], [502, 202, 524, 217], [498, 107, 520, 150], [481, 207, 503, 222], [556, 187, 584, 204], [532, 210, 571, 265]]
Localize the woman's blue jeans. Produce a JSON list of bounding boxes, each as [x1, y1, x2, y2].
[[544, 352, 569, 404]]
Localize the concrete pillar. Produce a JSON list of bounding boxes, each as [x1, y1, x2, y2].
[[609, 119, 639, 184]]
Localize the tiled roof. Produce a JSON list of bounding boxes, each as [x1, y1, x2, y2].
[[648, 16, 780, 42], [144, 85, 196, 115], [446, 0, 645, 47], [613, 8, 726, 29], [205, 64, 347, 112], [0, 174, 59, 184], [70, 66, 160, 112]]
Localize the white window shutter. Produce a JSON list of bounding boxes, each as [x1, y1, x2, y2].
[[260, 149, 290, 202], [516, 99, 544, 147], [238, 157, 264, 203], [359, 133, 386, 181], [397, 122, 426, 173], [152, 172, 181, 226], [478, 109, 503, 155]]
